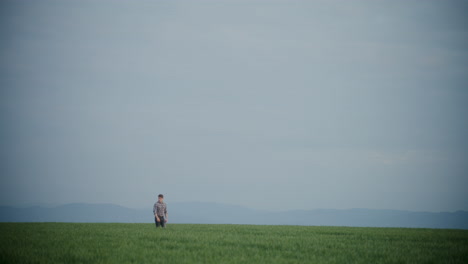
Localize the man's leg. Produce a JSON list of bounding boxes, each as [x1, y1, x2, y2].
[[155, 217, 160, 228], [160, 216, 166, 228]]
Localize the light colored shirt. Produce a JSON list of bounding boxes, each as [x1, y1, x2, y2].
[[153, 201, 167, 217]]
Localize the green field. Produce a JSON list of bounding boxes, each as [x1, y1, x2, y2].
[[1, 223, 467, 263]]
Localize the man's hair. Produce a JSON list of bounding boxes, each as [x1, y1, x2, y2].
[[158, 194, 164, 198]]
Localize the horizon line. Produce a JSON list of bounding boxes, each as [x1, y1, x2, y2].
[[1, 202, 466, 214]]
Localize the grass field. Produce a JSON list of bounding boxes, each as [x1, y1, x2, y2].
[[1, 223, 467, 263]]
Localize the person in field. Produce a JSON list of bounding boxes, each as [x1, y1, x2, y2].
[[153, 194, 168, 228]]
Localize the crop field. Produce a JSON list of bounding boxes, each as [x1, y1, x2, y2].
[[0, 223, 467, 263]]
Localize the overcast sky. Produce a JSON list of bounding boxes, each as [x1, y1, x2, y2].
[[1, 0, 467, 212]]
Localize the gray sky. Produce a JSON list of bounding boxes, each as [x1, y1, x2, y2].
[[1, 0, 467, 212]]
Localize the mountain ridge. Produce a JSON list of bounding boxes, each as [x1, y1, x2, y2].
[[1, 202, 467, 229]]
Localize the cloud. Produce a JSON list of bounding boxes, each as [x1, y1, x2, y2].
[[1, 0, 467, 212]]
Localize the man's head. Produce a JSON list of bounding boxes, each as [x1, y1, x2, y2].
[[158, 194, 164, 202]]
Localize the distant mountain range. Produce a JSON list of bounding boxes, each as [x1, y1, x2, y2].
[[1, 202, 467, 229]]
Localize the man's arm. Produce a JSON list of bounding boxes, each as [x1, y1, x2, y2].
[[165, 206, 168, 222], [153, 204, 160, 221]]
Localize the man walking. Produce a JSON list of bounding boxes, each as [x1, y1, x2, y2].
[[153, 194, 168, 228]]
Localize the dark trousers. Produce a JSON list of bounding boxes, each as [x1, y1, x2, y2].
[[155, 216, 166, 228]]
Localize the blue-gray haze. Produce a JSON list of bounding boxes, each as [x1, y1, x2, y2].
[[1, 0, 467, 212]]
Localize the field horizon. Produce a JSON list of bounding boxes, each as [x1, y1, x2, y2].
[[1, 222, 467, 263], [2, 202, 468, 229]]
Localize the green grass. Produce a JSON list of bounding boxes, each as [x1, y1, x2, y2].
[[0, 223, 467, 263]]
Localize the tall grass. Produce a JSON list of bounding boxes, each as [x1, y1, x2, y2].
[[1, 223, 467, 263]]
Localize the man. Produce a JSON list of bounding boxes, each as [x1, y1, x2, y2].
[[153, 194, 168, 228]]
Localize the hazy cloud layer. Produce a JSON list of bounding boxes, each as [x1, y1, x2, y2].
[[1, 0, 467, 211]]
